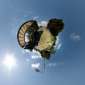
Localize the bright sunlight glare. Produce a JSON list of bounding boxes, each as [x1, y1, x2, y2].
[[2, 53, 17, 71]]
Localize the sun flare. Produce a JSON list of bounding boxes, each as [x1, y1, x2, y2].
[[2, 53, 17, 71]]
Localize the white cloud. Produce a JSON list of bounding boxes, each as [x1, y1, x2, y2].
[[57, 43, 62, 50], [38, 21, 47, 27], [23, 49, 42, 59], [54, 36, 62, 50], [22, 49, 31, 54], [31, 63, 40, 69], [70, 33, 81, 41], [31, 49, 42, 59], [31, 55, 41, 59]]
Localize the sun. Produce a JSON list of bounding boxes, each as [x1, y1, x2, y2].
[[2, 53, 17, 71]]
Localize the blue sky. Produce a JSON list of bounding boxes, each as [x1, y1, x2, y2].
[[0, 0, 85, 85]]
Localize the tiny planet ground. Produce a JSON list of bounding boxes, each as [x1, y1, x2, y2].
[[17, 18, 64, 59]]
